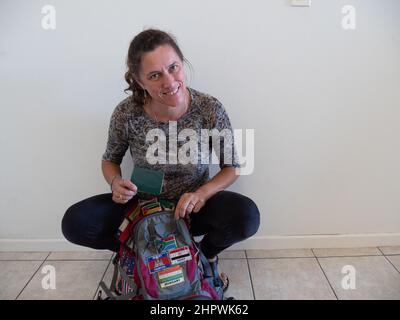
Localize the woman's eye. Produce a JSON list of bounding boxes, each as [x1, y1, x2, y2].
[[170, 64, 179, 72], [149, 74, 159, 80]]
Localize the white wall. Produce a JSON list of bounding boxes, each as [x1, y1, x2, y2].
[[1, 0, 399, 251]]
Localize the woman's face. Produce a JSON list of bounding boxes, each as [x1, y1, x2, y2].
[[137, 44, 187, 108]]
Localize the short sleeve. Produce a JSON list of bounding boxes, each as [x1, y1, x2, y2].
[[102, 107, 129, 165], [209, 100, 241, 169]]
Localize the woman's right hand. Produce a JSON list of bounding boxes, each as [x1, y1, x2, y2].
[[111, 177, 138, 204]]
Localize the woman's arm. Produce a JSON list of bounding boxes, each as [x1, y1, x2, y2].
[[174, 166, 239, 219], [102, 160, 137, 203], [195, 166, 239, 201], [101, 160, 122, 187]]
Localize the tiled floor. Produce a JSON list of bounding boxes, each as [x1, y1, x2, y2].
[[1, 246, 399, 300]]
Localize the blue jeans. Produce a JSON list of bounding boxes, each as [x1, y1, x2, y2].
[[61, 191, 260, 258]]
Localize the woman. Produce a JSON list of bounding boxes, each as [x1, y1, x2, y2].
[[62, 29, 260, 291]]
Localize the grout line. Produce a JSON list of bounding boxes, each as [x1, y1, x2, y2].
[[246, 256, 315, 259], [44, 251, 114, 261], [14, 252, 52, 300], [384, 258, 400, 274], [244, 250, 256, 300], [245, 254, 384, 259], [0, 251, 51, 262], [314, 254, 339, 300], [377, 247, 400, 257], [44, 251, 51, 261], [45, 259, 113, 261], [0, 259, 51, 262], [379, 251, 400, 275], [92, 256, 114, 300], [377, 247, 385, 256], [312, 254, 382, 258]]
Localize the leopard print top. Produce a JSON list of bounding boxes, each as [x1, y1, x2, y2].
[[102, 87, 240, 201]]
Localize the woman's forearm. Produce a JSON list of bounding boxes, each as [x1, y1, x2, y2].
[[101, 160, 122, 187], [195, 166, 239, 201]]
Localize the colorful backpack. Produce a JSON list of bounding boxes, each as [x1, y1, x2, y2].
[[98, 198, 231, 300]]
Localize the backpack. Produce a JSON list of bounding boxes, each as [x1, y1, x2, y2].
[[97, 197, 230, 300]]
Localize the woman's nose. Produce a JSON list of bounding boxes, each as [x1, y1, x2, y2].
[[162, 72, 175, 88]]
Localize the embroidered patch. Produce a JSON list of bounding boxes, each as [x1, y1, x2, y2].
[[155, 235, 177, 253], [168, 246, 192, 265], [147, 252, 171, 273], [158, 265, 184, 288], [141, 201, 162, 216]]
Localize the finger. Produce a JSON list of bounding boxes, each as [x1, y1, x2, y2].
[[121, 179, 138, 193], [193, 201, 204, 213], [120, 189, 136, 197], [176, 203, 187, 220], [121, 194, 134, 203], [174, 200, 182, 220], [175, 197, 188, 220], [186, 202, 195, 215], [181, 199, 194, 218], [113, 192, 125, 203], [176, 193, 195, 219], [180, 207, 187, 218], [115, 184, 136, 197], [174, 206, 182, 220]]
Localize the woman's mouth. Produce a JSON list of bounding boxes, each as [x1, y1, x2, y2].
[[162, 85, 180, 97]]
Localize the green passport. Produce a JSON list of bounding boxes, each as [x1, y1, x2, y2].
[[131, 167, 164, 195]]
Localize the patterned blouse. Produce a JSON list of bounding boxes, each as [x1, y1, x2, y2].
[[102, 87, 240, 201]]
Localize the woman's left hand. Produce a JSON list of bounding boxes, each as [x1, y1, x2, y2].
[[175, 191, 207, 220]]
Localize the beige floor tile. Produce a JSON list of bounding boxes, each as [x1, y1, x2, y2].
[[218, 259, 254, 300], [0, 252, 49, 261], [379, 246, 400, 255], [246, 249, 314, 259], [318, 256, 400, 300], [0, 261, 43, 300], [47, 251, 113, 260], [219, 250, 246, 259], [385, 255, 400, 273], [248, 258, 336, 300], [18, 260, 109, 300], [313, 247, 382, 257]]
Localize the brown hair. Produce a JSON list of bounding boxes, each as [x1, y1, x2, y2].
[[124, 29, 188, 106]]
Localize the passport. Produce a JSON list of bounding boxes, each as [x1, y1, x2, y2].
[[131, 167, 164, 195]]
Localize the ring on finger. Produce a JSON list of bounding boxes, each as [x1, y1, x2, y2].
[[118, 194, 123, 200]]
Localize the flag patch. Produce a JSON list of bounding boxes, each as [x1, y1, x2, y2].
[[158, 266, 184, 288], [147, 252, 171, 273], [168, 246, 192, 265]]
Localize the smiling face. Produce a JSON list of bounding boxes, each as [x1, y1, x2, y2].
[[136, 44, 187, 108]]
